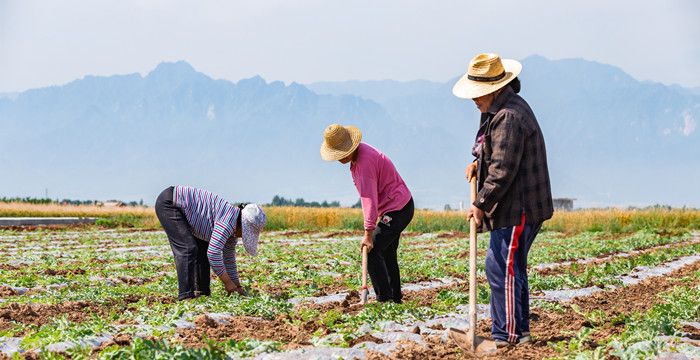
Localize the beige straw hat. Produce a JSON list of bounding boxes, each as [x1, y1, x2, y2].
[[320, 124, 362, 161], [452, 53, 522, 99]]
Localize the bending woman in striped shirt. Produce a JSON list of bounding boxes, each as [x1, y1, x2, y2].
[[155, 186, 266, 300]]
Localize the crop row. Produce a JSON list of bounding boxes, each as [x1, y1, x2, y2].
[[1, 229, 698, 359]]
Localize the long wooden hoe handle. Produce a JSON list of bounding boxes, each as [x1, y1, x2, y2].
[[361, 245, 369, 304], [468, 177, 478, 351]]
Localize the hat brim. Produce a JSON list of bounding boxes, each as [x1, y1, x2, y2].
[[452, 59, 522, 99], [320, 125, 362, 161]]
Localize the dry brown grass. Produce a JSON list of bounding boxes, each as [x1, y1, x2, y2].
[[0, 202, 151, 217], [0, 202, 160, 228], [545, 208, 700, 234], [1, 202, 698, 233]]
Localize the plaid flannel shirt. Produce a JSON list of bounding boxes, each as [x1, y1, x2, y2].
[[475, 86, 553, 231]]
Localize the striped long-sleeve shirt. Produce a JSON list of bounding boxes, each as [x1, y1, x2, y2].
[[173, 186, 241, 282]]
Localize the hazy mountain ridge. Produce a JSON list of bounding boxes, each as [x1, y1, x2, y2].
[[308, 55, 700, 207], [0, 61, 419, 207], [1, 56, 698, 208]]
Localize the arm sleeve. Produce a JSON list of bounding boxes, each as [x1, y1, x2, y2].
[[357, 175, 379, 231], [475, 112, 525, 212], [223, 238, 239, 283], [207, 220, 233, 277]]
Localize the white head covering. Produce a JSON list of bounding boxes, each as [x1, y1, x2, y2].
[[240, 203, 265, 256]]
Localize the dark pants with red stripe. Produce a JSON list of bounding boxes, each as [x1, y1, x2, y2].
[[485, 213, 542, 343]]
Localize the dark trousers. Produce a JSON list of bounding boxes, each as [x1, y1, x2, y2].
[[155, 187, 211, 300], [485, 212, 542, 342], [368, 198, 414, 303]]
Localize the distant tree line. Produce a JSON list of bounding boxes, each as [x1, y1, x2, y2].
[[269, 195, 340, 208], [0, 197, 54, 204], [268, 195, 365, 209], [0, 197, 145, 207]]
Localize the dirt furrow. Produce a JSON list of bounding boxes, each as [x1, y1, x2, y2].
[[0, 294, 175, 334], [230, 256, 700, 360], [382, 258, 700, 360], [536, 235, 700, 276]]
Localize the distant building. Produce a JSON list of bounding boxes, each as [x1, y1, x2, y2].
[[102, 200, 126, 207], [553, 198, 575, 211]]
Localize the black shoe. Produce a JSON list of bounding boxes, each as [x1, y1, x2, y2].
[[494, 335, 531, 348]]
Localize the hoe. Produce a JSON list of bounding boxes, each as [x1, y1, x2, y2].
[[448, 177, 497, 354], [360, 245, 369, 304]]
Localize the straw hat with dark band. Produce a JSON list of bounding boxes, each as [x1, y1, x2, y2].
[[452, 53, 522, 99], [320, 124, 362, 161]]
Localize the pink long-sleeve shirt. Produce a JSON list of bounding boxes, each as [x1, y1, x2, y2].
[[350, 143, 412, 231]]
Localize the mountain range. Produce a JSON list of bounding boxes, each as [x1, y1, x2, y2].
[[1, 56, 698, 208]]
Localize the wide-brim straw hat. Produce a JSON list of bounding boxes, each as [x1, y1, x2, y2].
[[452, 53, 522, 99], [320, 124, 362, 161]]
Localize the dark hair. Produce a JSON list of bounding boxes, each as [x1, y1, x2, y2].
[[509, 77, 521, 93]]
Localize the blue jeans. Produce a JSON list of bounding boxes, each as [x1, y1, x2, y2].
[[485, 212, 542, 342]]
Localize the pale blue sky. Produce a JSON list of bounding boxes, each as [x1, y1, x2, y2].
[[1, 0, 698, 92]]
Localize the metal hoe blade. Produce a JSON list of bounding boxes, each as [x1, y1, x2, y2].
[[360, 288, 368, 304], [448, 328, 497, 354]]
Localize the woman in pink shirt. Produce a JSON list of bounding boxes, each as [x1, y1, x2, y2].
[[321, 124, 414, 303]]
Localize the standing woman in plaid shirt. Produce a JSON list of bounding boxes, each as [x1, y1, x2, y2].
[[451, 53, 553, 348]]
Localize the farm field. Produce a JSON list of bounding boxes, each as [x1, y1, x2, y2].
[[0, 212, 699, 359]]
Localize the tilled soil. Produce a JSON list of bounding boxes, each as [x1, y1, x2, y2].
[[94, 333, 133, 351], [291, 289, 366, 315], [0, 286, 18, 297], [2, 230, 697, 359], [396, 258, 700, 360], [366, 337, 465, 360], [43, 268, 87, 276], [260, 275, 355, 299], [322, 230, 362, 238], [348, 333, 385, 347], [536, 237, 700, 277], [171, 283, 466, 350], [0, 241, 160, 257], [217, 258, 699, 359], [0, 301, 97, 328], [681, 324, 700, 340], [0, 294, 175, 334], [274, 230, 317, 237], [455, 249, 488, 259], [295, 283, 465, 317], [175, 314, 310, 348], [0, 224, 95, 232], [402, 283, 467, 308], [435, 232, 467, 239], [114, 275, 153, 285], [6, 333, 143, 360]]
